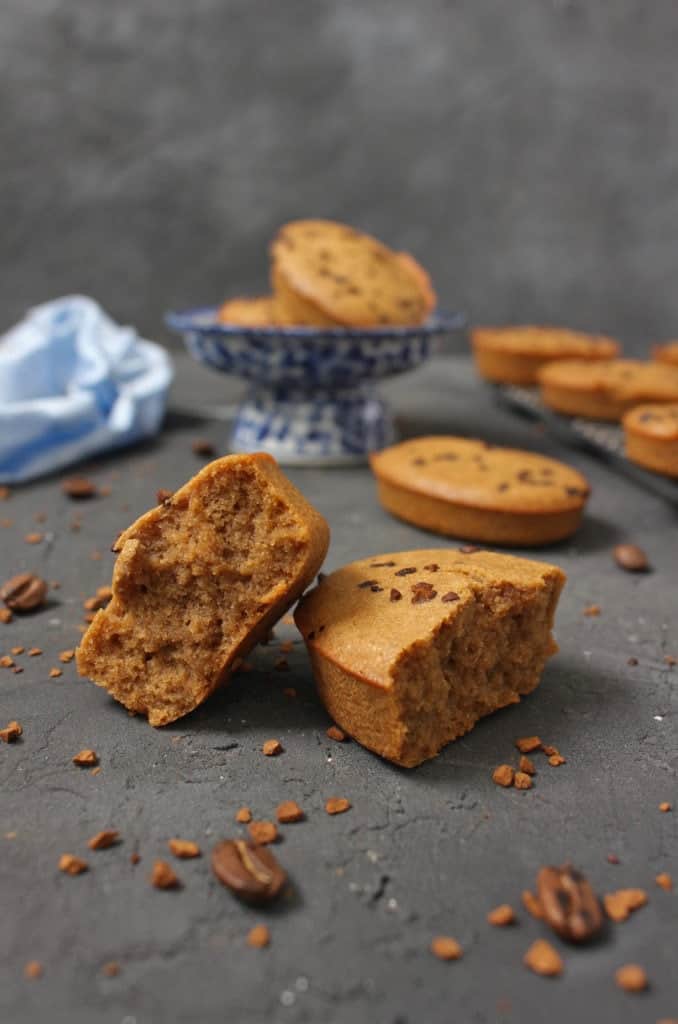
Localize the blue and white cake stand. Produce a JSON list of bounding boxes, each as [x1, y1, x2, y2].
[[166, 308, 466, 466]]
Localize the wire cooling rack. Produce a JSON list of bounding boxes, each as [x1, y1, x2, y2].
[[492, 383, 678, 505]]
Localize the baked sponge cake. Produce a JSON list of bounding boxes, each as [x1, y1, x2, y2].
[[623, 403, 678, 478], [471, 326, 619, 385], [370, 437, 590, 546], [77, 454, 329, 726], [295, 549, 566, 767], [538, 359, 678, 421]]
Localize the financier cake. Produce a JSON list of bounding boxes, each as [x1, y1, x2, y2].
[[77, 454, 329, 726], [538, 359, 678, 421], [295, 549, 566, 767], [270, 219, 435, 327], [471, 326, 619, 385], [623, 404, 678, 478], [370, 437, 590, 546]]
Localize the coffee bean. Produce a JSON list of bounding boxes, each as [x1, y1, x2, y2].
[[536, 864, 603, 943], [0, 573, 48, 612], [61, 477, 97, 499], [211, 839, 286, 904], [614, 544, 650, 573]]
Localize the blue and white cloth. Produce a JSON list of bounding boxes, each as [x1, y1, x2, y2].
[[0, 296, 173, 483]]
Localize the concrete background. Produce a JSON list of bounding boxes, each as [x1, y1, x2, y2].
[[2, 0, 678, 350]]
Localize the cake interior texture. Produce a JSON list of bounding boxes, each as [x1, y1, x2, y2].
[[297, 552, 564, 767], [77, 455, 328, 725]]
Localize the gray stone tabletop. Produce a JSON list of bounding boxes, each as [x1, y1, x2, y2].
[[1, 353, 677, 1024]]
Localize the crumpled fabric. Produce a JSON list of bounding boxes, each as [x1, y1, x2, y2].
[[0, 296, 173, 483]]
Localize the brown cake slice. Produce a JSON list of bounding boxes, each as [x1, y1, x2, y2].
[[295, 549, 565, 767], [77, 454, 329, 725]]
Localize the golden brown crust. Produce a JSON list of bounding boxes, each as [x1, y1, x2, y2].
[[295, 550, 565, 767], [270, 265, 339, 326], [471, 326, 619, 385], [217, 296, 278, 326], [538, 359, 678, 421], [77, 454, 329, 726], [623, 403, 678, 477], [653, 341, 678, 366], [270, 220, 434, 327], [369, 437, 589, 545]]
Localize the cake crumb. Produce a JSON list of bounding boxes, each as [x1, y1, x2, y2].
[[168, 838, 201, 859], [248, 820, 278, 844], [514, 771, 533, 790], [262, 739, 283, 756], [430, 936, 463, 961], [276, 800, 304, 824], [101, 961, 120, 977], [23, 961, 43, 980], [58, 649, 76, 663], [150, 860, 180, 889], [59, 854, 88, 875], [583, 604, 601, 616], [524, 939, 563, 977], [548, 753, 566, 767], [655, 872, 673, 891], [519, 755, 536, 775], [522, 889, 543, 919], [247, 924, 270, 948], [236, 807, 252, 824], [515, 736, 542, 753], [603, 888, 647, 922], [73, 749, 99, 767], [49, 668, 62, 678], [615, 964, 648, 992], [88, 829, 119, 850], [487, 904, 515, 927], [325, 797, 351, 816], [326, 725, 348, 742], [659, 801, 672, 813], [0, 720, 22, 743], [492, 765, 515, 788]]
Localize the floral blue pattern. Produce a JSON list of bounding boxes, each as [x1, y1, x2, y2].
[[166, 308, 465, 464]]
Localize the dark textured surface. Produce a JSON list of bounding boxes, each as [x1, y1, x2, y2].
[[3, 0, 678, 350], [1, 352, 677, 1023]]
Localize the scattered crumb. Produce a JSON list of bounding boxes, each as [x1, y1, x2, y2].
[[603, 888, 648, 922], [101, 961, 120, 977], [262, 739, 283, 756], [276, 800, 304, 824], [248, 820, 278, 845], [615, 964, 648, 993], [247, 924, 270, 949], [12, 666, 23, 675], [664, 655, 677, 667], [522, 890, 543, 919], [150, 860, 180, 889], [73, 749, 99, 767], [0, 720, 22, 743], [325, 797, 351, 816], [655, 872, 673, 891], [326, 725, 348, 742], [492, 765, 515, 788], [167, 838, 201, 859], [23, 961, 43, 980], [659, 802, 672, 813], [58, 649, 76, 663], [487, 904, 515, 927], [49, 668, 62, 678], [430, 936, 463, 961], [0, 656, 15, 668], [583, 604, 601, 617], [515, 736, 541, 754], [524, 939, 563, 977], [548, 754, 566, 767], [24, 532, 44, 544], [59, 853, 88, 875], [514, 771, 533, 790], [130, 852, 141, 865], [235, 807, 252, 824], [87, 830, 119, 851], [0, 609, 12, 624], [90, 766, 101, 776], [519, 755, 536, 775], [10, 646, 24, 656]]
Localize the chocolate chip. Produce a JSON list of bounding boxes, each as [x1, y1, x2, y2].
[[441, 591, 460, 603], [422, 563, 439, 572], [395, 567, 417, 576], [211, 839, 287, 905], [357, 580, 379, 589], [370, 561, 396, 568], [61, 477, 98, 499], [390, 588, 402, 602], [370, 585, 384, 593], [411, 582, 437, 604], [536, 864, 603, 943], [614, 544, 650, 573], [0, 573, 48, 612]]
